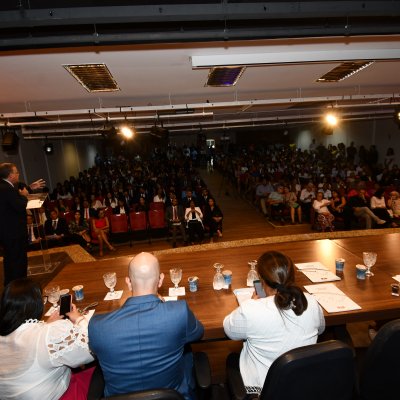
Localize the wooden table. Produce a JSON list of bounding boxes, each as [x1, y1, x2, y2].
[[47, 235, 400, 340]]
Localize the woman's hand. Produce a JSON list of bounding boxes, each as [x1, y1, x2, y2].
[[47, 309, 63, 323], [66, 304, 82, 324]]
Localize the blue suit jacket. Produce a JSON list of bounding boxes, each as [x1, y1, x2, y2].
[[88, 295, 204, 399]]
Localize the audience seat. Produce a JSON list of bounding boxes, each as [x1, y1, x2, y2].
[[148, 209, 167, 241], [226, 340, 355, 400], [129, 211, 149, 244], [109, 214, 130, 245]]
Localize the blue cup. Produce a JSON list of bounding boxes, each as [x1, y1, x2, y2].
[[222, 270, 232, 288], [356, 265, 367, 280], [72, 285, 84, 301], [335, 258, 345, 271], [188, 277, 199, 292]]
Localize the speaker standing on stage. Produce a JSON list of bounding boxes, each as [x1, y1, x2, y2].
[[0, 163, 45, 286]]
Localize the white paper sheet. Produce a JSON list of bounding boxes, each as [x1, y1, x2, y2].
[[393, 275, 400, 283], [163, 296, 178, 301], [233, 287, 255, 305], [104, 290, 123, 300], [295, 261, 341, 283], [304, 283, 361, 313], [169, 287, 185, 296]]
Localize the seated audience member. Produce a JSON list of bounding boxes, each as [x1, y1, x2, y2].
[[388, 191, 400, 221], [283, 186, 302, 224], [27, 214, 42, 250], [370, 188, 393, 226], [44, 209, 68, 246], [198, 188, 211, 209], [347, 188, 386, 229], [89, 194, 103, 210], [102, 192, 118, 209], [329, 189, 346, 216], [203, 197, 224, 240], [71, 196, 82, 212], [113, 199, 130, 215], [88, 252, 204, 399], [165, 197, 187, 248], [299, 182, 316, 220], [153, 187, 166, 203], [313, 192, 335, 231], [68, 211, 92, 250], [91, 209, 115, 257], [267, 185, 285, 220], [223, 251, 325, 396], [256, 178, 274, 217], [80, 199, 97, 222], [182, 189, 197, 209], [135, 197, 148, 212], [37, 205, 48, 226], [0, 278, 94, 399], [185, 200, 204, 244]]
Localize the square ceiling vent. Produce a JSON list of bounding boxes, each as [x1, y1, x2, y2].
[[63, 63, 120, 92], [316, 61, 374, 82], [206, 66, 245, 87]]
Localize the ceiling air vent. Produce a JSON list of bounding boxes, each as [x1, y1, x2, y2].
[[63, 63, 120, 92], [206, 66, 245, 87], [316, 61, 374, 83]]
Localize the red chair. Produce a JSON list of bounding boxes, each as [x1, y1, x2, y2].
[[110, 214, 130, 245], [63, 211, 74, 224], [129, 211, 149, 244], [148, 209, 166, 240], [149, 201, 165, 211]]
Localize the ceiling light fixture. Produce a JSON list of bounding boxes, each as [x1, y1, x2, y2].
[[206, 66, 245, 87], [317, 61, 374, 82], [119, 125, 134, 139], [325, 113, 339, 127]]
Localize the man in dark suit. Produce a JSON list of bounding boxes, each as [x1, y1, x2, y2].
[[0, 162, 45, 285], [89, 252, 204, 399], [44, 209, 69, 246], [165, 197, 187, 247]]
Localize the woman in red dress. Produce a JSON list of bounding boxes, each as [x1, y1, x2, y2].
[[91, 209, 115, 256]]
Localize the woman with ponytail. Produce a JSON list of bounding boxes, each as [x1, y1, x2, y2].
[[223, 251, 325, 395]]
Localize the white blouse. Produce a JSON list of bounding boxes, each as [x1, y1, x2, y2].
[[370, 196, 386, 209], [223, 294, 325, 390], [0, 318, 94, 400]]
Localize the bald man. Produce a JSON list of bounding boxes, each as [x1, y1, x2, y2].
[[88, 252, 204, 399]]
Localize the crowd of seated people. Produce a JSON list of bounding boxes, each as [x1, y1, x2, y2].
[[26, 145, 223, 254], [214, 141, 399, 230]]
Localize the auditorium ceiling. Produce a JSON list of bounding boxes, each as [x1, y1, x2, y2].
[[0, 1, 399, 139]]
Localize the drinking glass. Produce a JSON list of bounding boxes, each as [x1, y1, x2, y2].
[[170, 268, 182, 289], [44, 285, 60, 310], [247, 260, 259, 287], [213, 263, 225, 290], [363, 252, 377, 277], [103, 272, 117, 294]]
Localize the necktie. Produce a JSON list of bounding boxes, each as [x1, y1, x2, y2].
[[85, 209, 89, 219], [173, 206, 177, 220], [52, 220, 57, 230]]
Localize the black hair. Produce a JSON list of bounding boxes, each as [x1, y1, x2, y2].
[[257, 251, 308, 316], [0, 278, 44, 336]]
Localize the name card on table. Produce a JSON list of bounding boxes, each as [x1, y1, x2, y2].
[[233, 287, 255, 305], [304, 283, 361, 313], [104, 290, 123, 301], [295, 261, 341, 283]]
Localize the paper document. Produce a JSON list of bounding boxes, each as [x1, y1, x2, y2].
[[304, 283, 361, 313], [295, 261, 341, 283], [169, 287, 185, 296], [104, 290, 123, 300], [233, 287, 255, 305], [393, 275, 400, 283]]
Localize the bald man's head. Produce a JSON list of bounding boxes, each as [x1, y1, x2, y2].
[[126, 252, 164, 296]]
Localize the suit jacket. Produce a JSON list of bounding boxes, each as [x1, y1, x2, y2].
[[88, 295, 204, 399], [165, 204, 185, 225], [0, 179, 28, 240], [44, 217, 68, 237]]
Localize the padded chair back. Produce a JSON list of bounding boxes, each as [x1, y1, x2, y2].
[[148, 209, 166, 229], [358, 319, 400, 400], [110, 214, 129, 234], [102, 389, 184, 400], [149, 201, 165, 211], [260, 340, 355, 400], [129, 211, 147, 231]]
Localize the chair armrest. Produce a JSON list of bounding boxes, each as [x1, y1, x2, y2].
[[226, 353, 247, 400], [193, 352, 211, 390]]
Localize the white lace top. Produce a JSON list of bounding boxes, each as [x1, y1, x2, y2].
[[0, 318, 94, 400]]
